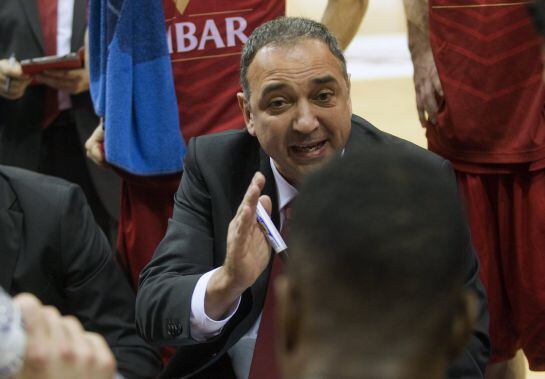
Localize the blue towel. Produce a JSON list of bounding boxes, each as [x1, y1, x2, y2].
[[89, 0, 185, 175]]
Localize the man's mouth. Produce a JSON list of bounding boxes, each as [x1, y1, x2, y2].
[[290, 140, 327, 157]]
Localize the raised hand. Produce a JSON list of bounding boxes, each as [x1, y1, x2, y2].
[[205, 172, 273, 320]]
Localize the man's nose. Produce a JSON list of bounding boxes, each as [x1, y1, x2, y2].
[[292, 101, 319, 134]]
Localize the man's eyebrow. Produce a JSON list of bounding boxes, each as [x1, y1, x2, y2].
[[260, 75, 338, 97], [261, 82, 288, 98], [312, 75, 337, 85]]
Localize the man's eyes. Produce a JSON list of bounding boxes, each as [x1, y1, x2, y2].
[[315, 91, 333, 102], [265, 90, 334, 111], [268, 98, 288, 109]]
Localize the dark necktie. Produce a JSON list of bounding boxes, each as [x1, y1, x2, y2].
[[36, 0, 59, 128], [248, 202, 292, 379]]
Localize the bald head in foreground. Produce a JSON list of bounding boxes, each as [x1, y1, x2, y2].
[[277, 146, 479, 379]]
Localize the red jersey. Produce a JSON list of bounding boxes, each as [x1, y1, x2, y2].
[[163, 0, 285, 142], [428, 0, 545, 166], [118, 2, 285, 291]]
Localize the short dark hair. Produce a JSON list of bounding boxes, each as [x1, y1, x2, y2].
[[289, 145, 471, 351], [529, 0, 545, 37], [240, 17, 347, 98]]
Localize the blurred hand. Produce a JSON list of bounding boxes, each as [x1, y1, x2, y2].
[[0, 59, 31, 100], [13, 293, 117, 379], [85, 122, 109, 168], [35, 67, 89, 94], [412, 47, 443, 127]]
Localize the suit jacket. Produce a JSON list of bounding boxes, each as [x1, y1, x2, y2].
[[136, 115, 490, 378], [0, 165, 162, 379], [0, 0, 120, 220]]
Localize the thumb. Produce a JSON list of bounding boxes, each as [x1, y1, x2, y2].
[[1, 61, 25, 78]]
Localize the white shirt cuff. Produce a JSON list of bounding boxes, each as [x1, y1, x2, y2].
[[190, 267, 241, 341]]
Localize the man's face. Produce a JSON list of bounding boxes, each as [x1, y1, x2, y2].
[[238, 39, 352, 185]]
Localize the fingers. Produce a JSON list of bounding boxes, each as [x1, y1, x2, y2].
[[422, 80, 439, 125], [43, 68, 87, 79], [41, 69, 76, 79], [84, 333, 116, 379], [258, 195, 272, 216], [0, 74, 31, 100], [236, 172, 265, 231], [236, 172, 265, 216], [35, 73, 80, 93], [431, 69, 444, 97], [223, 172, 272, 291], [14, 294, 50, 371], [58, 315, 83, 362], [53, 316, 116, 379], [1, 81, 30, 100], [415, 77, 442, 126], [85, 124, 108, 167], [415, 92, 426, 127], [35, 68, 89, 94], [86, 144, 108, 167], [412, 48, 444, 127], [12, 295, 117, 379], [229, 171, 267, 253], [0, 59, 27, 79]]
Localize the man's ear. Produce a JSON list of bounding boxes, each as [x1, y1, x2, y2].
[[447, 291, 478, 359], [346, 74, 352, 114], [237, 92, 255, 136]]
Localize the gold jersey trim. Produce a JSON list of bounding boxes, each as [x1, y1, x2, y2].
[[171, 51, 241, 62], [432, 1, 530, 9]]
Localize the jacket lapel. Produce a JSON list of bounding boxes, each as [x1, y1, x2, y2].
[[20, 0, 45, 54], [258, 148, 280, 227], [0, 176, 23, 292], [232, 136, 279, 227], [71, 0, 86, 51]]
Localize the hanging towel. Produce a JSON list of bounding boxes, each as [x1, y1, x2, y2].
[[89, 0, 185, 175]]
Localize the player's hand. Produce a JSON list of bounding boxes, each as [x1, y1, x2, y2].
[[0, 59, 31, 100], [13, 293, 117, 379], [205, 172, 272, 320], [35, 67, 89, 94], [85, 122, 110, 168], [412, 47, 443, 127]]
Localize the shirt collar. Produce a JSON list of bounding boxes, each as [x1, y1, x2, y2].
[[269, 158, 298, 212]]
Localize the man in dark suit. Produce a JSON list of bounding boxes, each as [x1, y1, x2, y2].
[[0, 164, 161, 379], [0, 0, 119, 242], [136, 17, 490, 379]]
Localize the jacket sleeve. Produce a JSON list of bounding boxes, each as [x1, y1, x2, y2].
[[136, 136, 218, 346], [441, 160, 491, 379], [59, 184, 162, 379]]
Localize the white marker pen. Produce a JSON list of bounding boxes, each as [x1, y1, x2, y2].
[[256, 201, 288, 257]]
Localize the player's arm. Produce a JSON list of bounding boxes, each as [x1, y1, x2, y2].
[[321, 0, 368, 50], [403, 0, 443, 126]]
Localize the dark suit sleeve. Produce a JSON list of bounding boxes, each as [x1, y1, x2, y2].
[[440, 160, 491, 379], [136, 137, 217, 346], [59, 184, 162, 379]]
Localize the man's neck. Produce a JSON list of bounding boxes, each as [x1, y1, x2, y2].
[[292, 348, 447, 379], [300, 362, 446, 379]]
